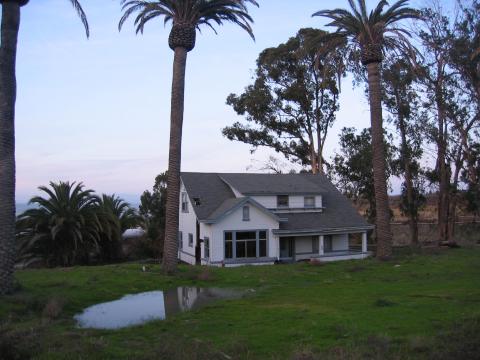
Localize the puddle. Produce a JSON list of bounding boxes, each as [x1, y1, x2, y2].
[[74, 287, 245, 329]]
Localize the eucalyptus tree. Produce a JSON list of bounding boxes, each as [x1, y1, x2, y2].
[[0, 0, 89, 294], [223, 28, 345, 175], [118, 0, 258, 273], [383, 59, 425, 245], [331, 127, 396, 223], [16, 182, 100, 267], [415, 6, 463, 243], [313, 0, 419, 259]]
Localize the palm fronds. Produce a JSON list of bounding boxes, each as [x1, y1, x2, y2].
[[118, 0, 258, 39], [69, 0, 90, 38], [313, 0, 420, 59]]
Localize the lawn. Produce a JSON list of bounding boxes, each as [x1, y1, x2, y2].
[[1, 247, 479, 359]]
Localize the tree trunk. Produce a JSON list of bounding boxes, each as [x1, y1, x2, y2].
[[436, 95, 449, 244], [0, 2, 20, 295], [366, 62, 392, 259], [397, 110, 418, 245], [162, 47, 188, 274]]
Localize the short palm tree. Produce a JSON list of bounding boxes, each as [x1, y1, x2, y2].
[[119, 0, 258, 273], [313, 0, 419, 259], [97, 194, 138, 261], [0, 0, 89, 293], [16, 182, 101, 267]]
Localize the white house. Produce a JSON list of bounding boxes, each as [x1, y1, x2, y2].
[[178, 172, 374, 266]]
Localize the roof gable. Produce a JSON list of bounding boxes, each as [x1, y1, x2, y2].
[[203, 197, 280, 224]]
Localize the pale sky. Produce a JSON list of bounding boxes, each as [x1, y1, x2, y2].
[[11, 0, 455, 203]]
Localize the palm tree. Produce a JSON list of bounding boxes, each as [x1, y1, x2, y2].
[[0, 1, 89, 294], [97, 194, 138, 261], [313, 0, 419, 259], [16, 182, 101, 267], [119, 0, 258, 273]]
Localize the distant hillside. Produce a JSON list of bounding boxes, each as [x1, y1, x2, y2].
[[354, 193, 479, 223], [16, 203, 33, 215]]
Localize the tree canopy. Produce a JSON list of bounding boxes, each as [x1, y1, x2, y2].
[[223, 28, 345, 174]]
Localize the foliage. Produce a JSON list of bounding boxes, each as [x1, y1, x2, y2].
[[119, 0, 258, 38], [312, 0, 420, 61], [223, 28, 345, 173], [0, 249, 479, 358], [331, 127, 396, 221], [414, 3, 480, 240], [138, 172, 168, 257], [382, 58, 426, 228], [15, 182, 137, 267], [97, 194, 139, 262]]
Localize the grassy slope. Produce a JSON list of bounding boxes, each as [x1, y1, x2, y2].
[[1, 248, 479, 359]]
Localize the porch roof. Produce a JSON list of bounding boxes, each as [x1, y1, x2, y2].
[[274, 206, 373, 235]]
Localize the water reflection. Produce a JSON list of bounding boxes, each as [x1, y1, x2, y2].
[[74, 287, 244, 329]]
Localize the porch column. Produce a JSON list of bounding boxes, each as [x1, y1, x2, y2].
[[319, 235, 324, 256], [362, 232, 367, 253]]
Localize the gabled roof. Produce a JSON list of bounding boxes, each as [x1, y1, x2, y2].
[[181, 172, 235, 221], [203, 197, 280, 224], [180, 172, 372, 231]]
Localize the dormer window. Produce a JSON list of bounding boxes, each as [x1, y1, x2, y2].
[[242, 205, 250, 221], [181, 192, 189, 213], [304, 196, 315, 208], [193, 197, 201, 206], [277, 195, 289, 208]]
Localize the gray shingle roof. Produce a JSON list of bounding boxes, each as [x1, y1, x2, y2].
[[180, 172, 372, 231], [181, 173, 235, 221], [220, 173, 329, 195]]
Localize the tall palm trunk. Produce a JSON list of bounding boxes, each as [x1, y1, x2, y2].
[[162, 47, 188, 273], [0, 2, 20, 295], [366, 61, 392, 259], [0, 2, 20, 291]]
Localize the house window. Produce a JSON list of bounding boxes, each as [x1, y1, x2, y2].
[[259, 231, 267, 257], [236, 231, 257, 258], [242, 206, 250, 221], [181, 192, 189, 213], [277, 195, 289, 208], [224, 230, 268, 259], [204, 237, 210, 258], [304, 196, 315, 208], [225, 231, 233, 259], [188, 233, 193, 247], [312, 236, 319, 253], [178, 231, 183, 250]]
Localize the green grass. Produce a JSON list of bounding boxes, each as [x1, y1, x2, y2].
[[1, 247, 480, 359]]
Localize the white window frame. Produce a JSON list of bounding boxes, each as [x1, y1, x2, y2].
[[242, 205, 250, 221], [188, 233, 193, 247], [277, 195, 289, 208], [181, 192, 189, 213]]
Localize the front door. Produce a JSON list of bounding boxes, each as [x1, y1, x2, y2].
[[280, 237, 294, 259], [324, 235, 333, 253]]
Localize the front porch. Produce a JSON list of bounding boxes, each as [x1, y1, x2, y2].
[[278, 232, 371, 262]]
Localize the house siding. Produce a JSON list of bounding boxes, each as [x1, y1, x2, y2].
[[209, 204, 280, 263], [179, 180, 197, 265]]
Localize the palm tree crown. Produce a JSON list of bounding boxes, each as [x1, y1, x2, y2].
[[16, 181, 101, 267], [119, 0, 258, 51], [313, 0, 419, 65]]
